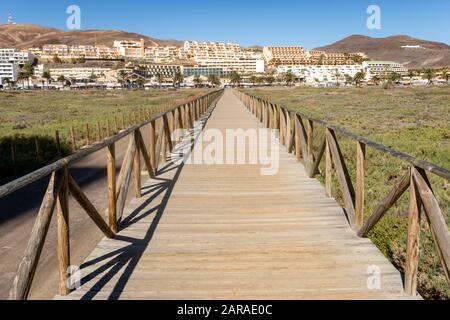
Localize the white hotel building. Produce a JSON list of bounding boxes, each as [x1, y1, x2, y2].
[[277, 65, 364, 84], [0, 49, 35, 83], [184, 41, 265, 74]]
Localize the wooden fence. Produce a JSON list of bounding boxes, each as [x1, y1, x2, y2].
[[236, 90, 450, 297], [1, 89, 224, 300]]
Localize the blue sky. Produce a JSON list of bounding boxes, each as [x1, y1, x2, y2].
[[1, 0, 449, 49]]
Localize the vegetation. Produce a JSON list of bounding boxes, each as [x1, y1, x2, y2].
[[244, 86, 450, 299], [0, 89, 208, 181], [229, 72, 241, 87]]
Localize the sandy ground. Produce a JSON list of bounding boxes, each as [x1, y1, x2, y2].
[[0, 126, 152, 300]]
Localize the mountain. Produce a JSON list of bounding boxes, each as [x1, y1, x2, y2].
[[315, 35, 450, 69], [0, 24, 183, 49]]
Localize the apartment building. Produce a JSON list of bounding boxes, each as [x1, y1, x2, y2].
[[114, 39, 145, 59], [184, 41, 246, 60], [183, 66, 227, 78], [0, 48, 35, 65], [134, 64, 183, 78], [277, 64, 363, 83], [0, 63, 19, 83], [196, 58, 265, 74], [363, 61, 408, 77], [263, 46, 308, 65], [145, 46, 183, 63], [48, 67, 112, 81]]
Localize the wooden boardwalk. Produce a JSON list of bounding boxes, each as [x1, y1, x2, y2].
[[60, 90, 413, 300]]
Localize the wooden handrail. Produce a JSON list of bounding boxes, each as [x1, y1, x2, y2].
[[236, 89, 450, 297], [239, 91, 450, 181], [6, 89, 224, 300], [0, 90, 224, 199]]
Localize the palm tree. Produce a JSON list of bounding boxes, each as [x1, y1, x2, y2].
[[42, 71, 51, 88], [193, 76, 203, 88], [136, 77, 145, 89], [265, 75, 275, 86], [57, 75, 67, 88], [422, 68, 435, 85], [89, 72, 98, 83], [118, 70, 128, 88], [283, 71, 295, 86], [249, 75, 258, 86], [17, 72, 28, 89], [388, 72, 402, 84], [208, 74, 221, 87], [173, 72, 184, 88], [334, 69, 341, 86], [372, 75, 381, 85], [441, 68, 449, 84], [229, 72, 241, 87], [407, 70, 416, 86], [344, 74, 353, 86], [353, 71, 365, 86], [155, 73, 165, 89]]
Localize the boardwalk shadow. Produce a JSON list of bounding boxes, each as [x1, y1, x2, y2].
[[76, 104, 218, 300]]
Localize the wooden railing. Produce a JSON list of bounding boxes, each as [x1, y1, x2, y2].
[[2, 89, 224, 300], [235, 90, 450, 297]]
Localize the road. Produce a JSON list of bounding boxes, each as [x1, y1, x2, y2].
[[0, 126, 150, 300]]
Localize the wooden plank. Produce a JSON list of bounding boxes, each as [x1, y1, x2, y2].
[[325, 137, 332, 198], [9, 172, 63, 300], [295, 115, 308, 162], [107, 143, 118, 233], [57, 167, 70, 296], [116, 137, 133, 197], [405, 171, 421, 296], [133, 131, 142, 198], [358, 169, 411, 237], [116, 139, 136, 224], [326, 128, 356, 225], [68, 175, 115, 239], [355, 142, 366, 227], [307, 120, 314, 165]]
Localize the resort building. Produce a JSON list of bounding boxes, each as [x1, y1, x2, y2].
[[195, 58, 265, 74], [0, 48, 35, 65], [263, 46, 308, 65], [183, 66, 227, 78], [277, 64, 364, 84], [0, 62, 19, 83], [113, 39, 146, 60], [362, 61, 408, 77], [145, 46, 183, 64], [134, 64, 183, 78], [47, 66, 112, 81]]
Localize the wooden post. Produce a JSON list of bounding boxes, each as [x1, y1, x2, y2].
[[355, 142, 366, 227], [34, 137, 42, 162], [70, 127, 76, 151], [57, 167, 70, 296], [96, 122, 102, 142], [307, 120, 314, 166], [149, 120, 156, 171], [325, 136, 332, 198], [11, 142, 17, 176], [114, 115, 119, 133], [405, 169, 421, 296], [85, 123, 91, 145], [133, 132, 142, 198], [122, 113, 126, 130], [55, 130, 62, 157], [106, 119, 111, 137], [107, 143, 118, 233]]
